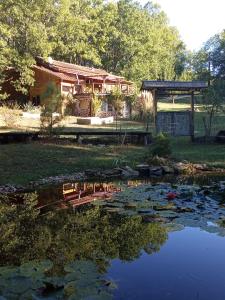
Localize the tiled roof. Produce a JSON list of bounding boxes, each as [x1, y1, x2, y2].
[[34, 65, 78, 82], [35, 57, 132, 84], [141, 80, 208, 90], [51, 59, 109, 77]]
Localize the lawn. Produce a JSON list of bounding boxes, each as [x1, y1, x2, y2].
[[1, 138, 225, 186], [0, 101, 224, 186], [0, 142, 149, 185], [171, 138, 225, 168]]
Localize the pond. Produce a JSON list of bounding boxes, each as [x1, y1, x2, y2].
[[1, 174, 225, 299]]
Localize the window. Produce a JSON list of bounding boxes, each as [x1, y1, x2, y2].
[[108, 104, 113, 112], [62, 85, 72, 93]]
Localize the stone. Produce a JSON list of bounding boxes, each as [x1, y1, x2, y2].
[[161, 166, 174, 174], [173, 162, 191, 174], [101, 169, 121, 177], [193, 163, 210, 171], [149, 166, 163, 176], [135, 164, 150, 176], [85, 169, 101, 177], [121, 166, 139, 178]]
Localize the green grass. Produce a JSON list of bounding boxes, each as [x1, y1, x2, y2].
[[0, 142, 149, 185], [1, 138, 225, 186], [0, 102, 225, 186], [171, 137, 225, 168]]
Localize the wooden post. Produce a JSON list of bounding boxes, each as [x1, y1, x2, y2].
[[190, 91, 195, 142], [152, 89, 158, 132]]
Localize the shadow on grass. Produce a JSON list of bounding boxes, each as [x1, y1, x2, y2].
[[0, 142, 148, 185]]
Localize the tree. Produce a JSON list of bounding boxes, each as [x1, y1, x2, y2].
[[40, 81, 62, 134], [0, 0, 55, 96], [202, 80, 225, 137]]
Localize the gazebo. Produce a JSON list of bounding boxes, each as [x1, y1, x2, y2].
[[141, 81, 208, 140]]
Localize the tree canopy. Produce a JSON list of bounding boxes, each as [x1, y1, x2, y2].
[[0, 0, 187, 96]]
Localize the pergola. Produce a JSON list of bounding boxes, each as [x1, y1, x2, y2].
[[141, 81, 208, 140]]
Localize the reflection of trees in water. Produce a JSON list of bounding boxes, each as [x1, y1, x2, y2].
[[0, 193, 167, 272]]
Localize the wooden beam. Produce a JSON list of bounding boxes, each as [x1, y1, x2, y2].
[[190, 91, 195, 142], [153, 89, 157, 128]]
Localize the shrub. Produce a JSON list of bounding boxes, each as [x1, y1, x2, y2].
[[0, 103, 21, 128], [150, 133, 172, 157], [22, 103, 41, 113], [91, 94, 102, 116]]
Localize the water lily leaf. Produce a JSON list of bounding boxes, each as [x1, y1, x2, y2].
[[164, 223, 185, 232], [2, 275, 33, 294], [0, 266, 18, 279], [64, 261, 98, 274], [20, 260, 53, 277]]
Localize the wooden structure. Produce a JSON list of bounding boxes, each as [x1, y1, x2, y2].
[[0, 130, 151, 145], [0, 131, 39, 143], [141, 81, 208, 141], [61, 130, 152, 145], [29, 57, 135, 117]]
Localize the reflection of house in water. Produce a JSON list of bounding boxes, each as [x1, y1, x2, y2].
[[38, 179, 155, 211], [62, 182, 121, 207]]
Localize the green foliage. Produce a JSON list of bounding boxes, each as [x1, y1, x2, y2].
[[40, 81, 62, 134], [0, 0, 187, 99], [0, 103, 21, 128], [0, 193, 167, 267], [91, 93, 102, 116], [0, 0, 54, 96], [202, 80, 225, 137], [150, 133, 172, 157], [107, 87, 124, 114]]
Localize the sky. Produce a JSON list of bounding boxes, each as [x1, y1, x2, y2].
[[140, 0, 225, 51]]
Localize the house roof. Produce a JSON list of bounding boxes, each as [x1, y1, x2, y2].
[[35, 57, 132, 84], [141, 80, 208, 91], [34, 65, 78, 82]]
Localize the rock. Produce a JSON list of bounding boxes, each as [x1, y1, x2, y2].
[[101, 169, 121, 177], [173, 162, 192, 174], [85, 169, 101, 177], [149, 166, 163, 176], [135, 164, 150, 176], [121, 166, 139, 178], [161, 166, 174, 174], [193, 163, 210, 171]]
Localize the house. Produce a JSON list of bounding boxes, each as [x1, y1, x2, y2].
[[29, 57, 135, 117]]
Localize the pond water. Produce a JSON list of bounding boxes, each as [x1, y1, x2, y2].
[[1, 174, 225, 299]]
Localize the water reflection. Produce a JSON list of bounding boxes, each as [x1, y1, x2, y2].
[[0, 193, 167, 268], [36, 173, 225, 211], [1, 174, 225, 299]]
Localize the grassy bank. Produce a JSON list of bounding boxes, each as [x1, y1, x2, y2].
[[0, 138, 225, 186], [0, 142, 149, 185]]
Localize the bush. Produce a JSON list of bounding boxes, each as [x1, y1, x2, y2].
[[22, 103, 41, 113], [91, 94, 102, 116], [150, 133, 172, 157], [0, 103, 21, 128]]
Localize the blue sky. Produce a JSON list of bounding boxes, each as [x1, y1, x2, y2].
[[140, 0, 225, 51]]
